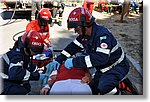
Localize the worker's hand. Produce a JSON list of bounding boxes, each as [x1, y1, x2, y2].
[[46, 61, 60, 73], [64, 58, 73, 69]]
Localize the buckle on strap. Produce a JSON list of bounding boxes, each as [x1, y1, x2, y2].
[[100, 48, 125, 73]]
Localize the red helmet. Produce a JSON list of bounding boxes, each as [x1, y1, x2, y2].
[[67, 7, 95, 28], [21, 30, 44, 54], [38, 8, 52, 24]]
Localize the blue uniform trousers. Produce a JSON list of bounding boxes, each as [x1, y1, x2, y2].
[[1, 80, 31, 95], [89, 59, 129, 95]]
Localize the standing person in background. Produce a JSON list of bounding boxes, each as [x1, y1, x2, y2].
[[31, 0, 44, 21], [99, 0, 108, 12], [130, 0, 140, 14], [82, 0, 95, 14]]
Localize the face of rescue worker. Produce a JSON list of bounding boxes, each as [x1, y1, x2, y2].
[[24, 48, 43, 56], [74, 26, 82, 35], [29, 49, 38, 55], [40, 19, 48, 26], [38, 17, 50, 27], [74, 26, 92, 36]]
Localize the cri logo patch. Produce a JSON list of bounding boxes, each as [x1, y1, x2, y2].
[[32, 42, 42, 46]]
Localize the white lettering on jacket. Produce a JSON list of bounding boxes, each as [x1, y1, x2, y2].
[[69, 18, 78, 21]]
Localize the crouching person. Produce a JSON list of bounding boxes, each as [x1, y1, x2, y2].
[[0, 30, 52, 95]]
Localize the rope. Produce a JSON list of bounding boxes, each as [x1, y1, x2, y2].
[[0, 0, 17, 26], [12, 30, 25, 41]]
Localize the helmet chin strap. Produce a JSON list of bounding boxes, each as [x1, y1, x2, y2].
[[24, 48, 33, 68], [24, 48, 32, 57], [81, 24, 90, 39], [38, 17, 46, 27], [81, 21, 86, 39]]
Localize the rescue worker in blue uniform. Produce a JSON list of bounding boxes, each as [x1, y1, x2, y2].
[[0, 30, 50, 95], [46, 7, 130, 95]]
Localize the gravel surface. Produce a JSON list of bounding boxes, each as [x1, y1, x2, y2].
[[94, 12, 143, 67]]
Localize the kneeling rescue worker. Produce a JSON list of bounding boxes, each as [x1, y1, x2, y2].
[[46, 7, 130, 95], [0, 30, 51, 95]]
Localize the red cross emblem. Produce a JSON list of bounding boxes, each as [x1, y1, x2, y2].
[[100, 43, 108, 49]]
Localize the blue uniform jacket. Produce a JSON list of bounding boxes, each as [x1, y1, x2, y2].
[[56, 22, 127, 73], [1, 44, 40, 90]]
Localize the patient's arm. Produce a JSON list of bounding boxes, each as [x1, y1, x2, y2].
[[40, 71, 57, 95], [40, 84, 50, 95]]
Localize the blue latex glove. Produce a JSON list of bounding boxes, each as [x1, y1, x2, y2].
[[39, 74, 46, 80], [64, 58, 73, 69], [46, 61, 60, 74]]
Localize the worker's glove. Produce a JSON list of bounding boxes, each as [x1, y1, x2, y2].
[[64, 58, 73, 69], [39, 74, 46, 80], [46, 61, 60, 73]]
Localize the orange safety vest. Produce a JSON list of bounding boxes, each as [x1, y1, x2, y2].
[[26, 20, 51, 46]]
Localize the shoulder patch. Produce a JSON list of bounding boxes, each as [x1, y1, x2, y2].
[[100, 36, 107, 40]]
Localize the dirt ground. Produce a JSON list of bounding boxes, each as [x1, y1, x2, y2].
[[93, 11, 143, 67]]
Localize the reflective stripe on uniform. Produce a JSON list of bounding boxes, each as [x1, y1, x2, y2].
[[27, 30, 33, 37], [100, 48, 125, 73], [0, 71, 30, 81], [96, 42, 120, 55], [96, 47, 110, 55], [23, 70, 31, 81], [0, 73, 8, 79], [111, 42, 123, 53], [105, 87, 118, 95], [44, 39, 50, 44], [33, 54, 49, 60], [9, 62, 23, 69], [111, 43, 119, 53], [61, 50, 71, 58], [42, 32, 48, 36], [73, 39, 84, 48], [85, 56, 92, 68], [2, 54, 10, 65]]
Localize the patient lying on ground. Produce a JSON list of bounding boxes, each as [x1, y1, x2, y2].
[[40, 64, 92, 95]]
